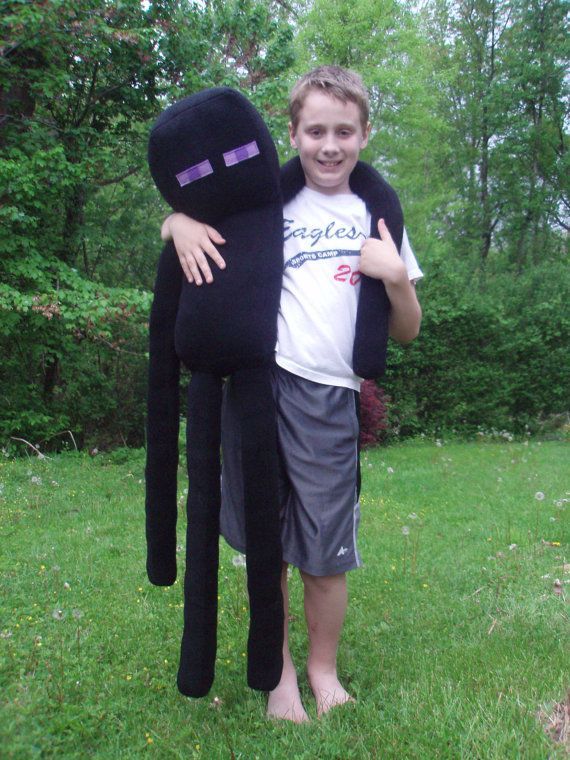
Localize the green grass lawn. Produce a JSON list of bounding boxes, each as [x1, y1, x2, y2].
[[0, 439, 568, 759]]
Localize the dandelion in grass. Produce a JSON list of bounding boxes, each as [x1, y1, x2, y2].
[[408, 512, 418, 520], [31, 476, 42, 486], [52, 609, 65, 621], [232, 554, 246, 568], [535, 491, 545, 501], [402, 526, 410, 536], [387, 466, 394, 474]]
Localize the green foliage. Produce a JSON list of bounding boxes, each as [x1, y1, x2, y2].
[[0, 266, 151, 447], [382, 259, 570, 437]]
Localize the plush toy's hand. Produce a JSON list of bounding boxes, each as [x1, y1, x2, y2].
[[359, 218, 407, 287], [162, 212, 226, 285]]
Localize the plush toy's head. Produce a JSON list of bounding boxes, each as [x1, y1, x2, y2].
[[148, 87, 281, 224]]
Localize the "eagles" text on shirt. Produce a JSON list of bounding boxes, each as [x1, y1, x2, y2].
[[284, 218, 366, 249]]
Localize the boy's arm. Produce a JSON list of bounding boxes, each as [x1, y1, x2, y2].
[[161, 212, 226, 285], [359, 218, 422, 344]]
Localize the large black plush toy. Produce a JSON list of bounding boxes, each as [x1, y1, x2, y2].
[[145, 87, 403, 699], [145, 87, 284, 698]]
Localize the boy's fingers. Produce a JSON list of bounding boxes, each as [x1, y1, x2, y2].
[[180, 259, 194, 284], [186, 255, 203, 286], [193, 250, 214, 284], [205, 224, 226, 246], [377, 218, 394, 243], [174, 250, 194, 283], [204, 241, 226, 270]]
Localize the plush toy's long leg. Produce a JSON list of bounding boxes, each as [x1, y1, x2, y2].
[[232, 366, 284, 691], [177, 372, 223, 698]]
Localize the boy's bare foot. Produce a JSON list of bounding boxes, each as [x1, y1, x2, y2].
[[267, 665, 309, 723], [308, 671, 355, 718]]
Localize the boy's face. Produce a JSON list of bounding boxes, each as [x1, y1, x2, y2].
[[289, 90, 371, 195]]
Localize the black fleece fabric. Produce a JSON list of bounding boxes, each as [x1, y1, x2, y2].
[[145, 88, 404, 699]]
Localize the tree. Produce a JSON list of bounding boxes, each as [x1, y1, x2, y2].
[[423, 0, 568, 269], [496, 0, 569, 269]]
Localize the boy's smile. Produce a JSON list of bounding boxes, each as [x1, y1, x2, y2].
[[289, 91, 371, 195]]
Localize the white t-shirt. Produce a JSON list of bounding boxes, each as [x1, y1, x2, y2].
[[275, 186, 423, 391]]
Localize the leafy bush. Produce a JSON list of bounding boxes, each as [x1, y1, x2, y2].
[[381, 259, 570, 438]]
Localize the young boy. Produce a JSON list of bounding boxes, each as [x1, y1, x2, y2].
[[161, 66, 422, 722]]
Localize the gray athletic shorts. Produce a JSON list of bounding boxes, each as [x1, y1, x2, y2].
[[220, 364, 362, 576]]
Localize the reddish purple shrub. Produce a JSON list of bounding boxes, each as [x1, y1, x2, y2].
[[359, 379, 389, 447]]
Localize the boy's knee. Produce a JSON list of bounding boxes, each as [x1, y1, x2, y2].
[[300, 571, 345, 594]]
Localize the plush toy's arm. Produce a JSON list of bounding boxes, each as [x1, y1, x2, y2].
[[145, 241, 183, 586]]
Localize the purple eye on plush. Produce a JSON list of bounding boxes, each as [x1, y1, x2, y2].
[[223, 141, 260, 167], [176, 159, 214, 187]]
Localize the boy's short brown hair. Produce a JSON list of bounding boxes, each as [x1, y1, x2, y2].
[[289, 66, 370, 131]]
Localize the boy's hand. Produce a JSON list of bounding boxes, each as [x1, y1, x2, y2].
[[161, 213, 226, 285], [359, 218, 407, 286], [360, 218, 422, 343]]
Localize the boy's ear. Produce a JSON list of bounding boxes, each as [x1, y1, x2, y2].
[[360, 122, 372, 148], [288, 122, 297, 149]]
